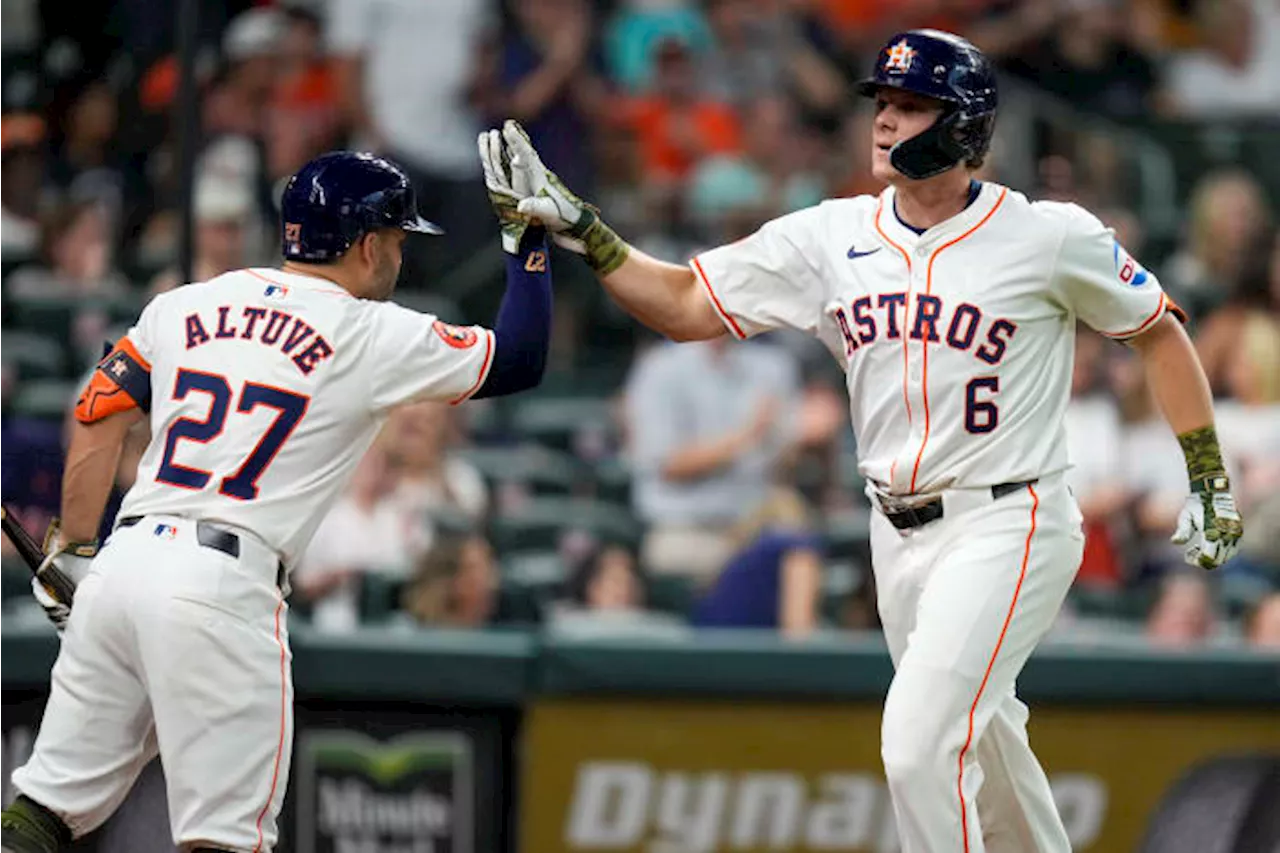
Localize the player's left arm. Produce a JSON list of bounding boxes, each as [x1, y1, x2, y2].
[[1050, 202, 1242, 570], [1127, 315, 1242, 570]]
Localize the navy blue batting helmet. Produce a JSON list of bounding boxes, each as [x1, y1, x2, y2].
[[279, 151, 442, 262], [857, 29, 998, 180]]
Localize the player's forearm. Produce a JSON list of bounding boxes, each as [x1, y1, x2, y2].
[[59, 411, 142, 543], [593, 248, 724, 342], [661, 429, 752, 481], [1130, 315, 1224, 483], [779, 549, 821, 638], [507, 58, 578, 120]]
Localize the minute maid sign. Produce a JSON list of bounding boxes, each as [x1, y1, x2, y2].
[[296, 730, 474, 853]]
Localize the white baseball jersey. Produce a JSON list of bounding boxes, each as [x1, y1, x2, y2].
[[691, 182, 1179, 495], [111, 267, 494, 568]]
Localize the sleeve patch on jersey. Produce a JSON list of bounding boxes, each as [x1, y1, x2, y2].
[[75, 337, 152, 422], [1113, 240, 1149, 288], [433, 320, 479, 349]]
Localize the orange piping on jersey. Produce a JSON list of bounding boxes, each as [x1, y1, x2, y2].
[[1101, 293, 1176, 340], [909, 187, 1008, 492], [450, 328, 495, 406], [873, 196, 914, 485], [247, 268, 350, 298], [253, 596, 289, 853], [691, 256, 748, 340], [958, 481, 1037, 851]]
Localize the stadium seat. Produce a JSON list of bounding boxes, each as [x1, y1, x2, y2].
[[508, 396, 617, 452], [822, 507, 872, 560], [645, 574, 697, 617], [592, 456, 633, 505], [11, 379, 78, 421], [490, 496, 642, 553], [2, 330, 68, 380], [457, 444, 583, 496]]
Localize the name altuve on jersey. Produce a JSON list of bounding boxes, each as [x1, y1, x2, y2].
[[184, 304, 335, 375]]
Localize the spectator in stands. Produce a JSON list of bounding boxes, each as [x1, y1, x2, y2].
[[697, 0, 843, 114], [148, 173, 255, 292], [1195, 228, 1280, 403], [1244, 593, 1280, 649], [691, 487, 824, 638], [562, 541, 647, 611], [1002, 0, 1158, 119], [402, 531, 499, 628], [1160, 0, 1280, 119], [1145, 572, 1217, 647], [6, 197, 128, 371], [203, 7, 285, 144], [1161, 168, 1273, 328], [0, 114, 46, 264], [625, 337, 801, 582], [627, 38, 742, 194], [266, 4, 342, 182], [385, 401, 490, 529], [45, 78, 127, 216], [328, 0, 492, 281], [469, 0, 608, 195], [294, 442, 418, 632], [1065, 326, 1130, 589], [686, 94, 826, 243], [602, 0, 713, 94]]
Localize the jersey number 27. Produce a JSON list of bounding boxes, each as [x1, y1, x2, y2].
[[157, 369, 309, 500]]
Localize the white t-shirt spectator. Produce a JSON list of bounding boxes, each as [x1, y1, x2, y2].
[[1064, 395, 1125, 501], [326, 0, 490, 176], [294, 495, 422, 632], [1163, 0, 1280, 119]]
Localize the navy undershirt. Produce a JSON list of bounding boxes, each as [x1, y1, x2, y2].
[[473, 227, 552, 399], [894, 179, 983, 235]]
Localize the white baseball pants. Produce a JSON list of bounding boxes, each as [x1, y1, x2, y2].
[[869, 472, 1083, 853], [11, 514, 293, 852]]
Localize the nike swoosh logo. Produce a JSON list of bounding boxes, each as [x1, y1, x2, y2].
[[847, 245, 881, 259]]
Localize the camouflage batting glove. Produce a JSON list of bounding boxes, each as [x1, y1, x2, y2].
[[1170, 426, 1244, 570], [478, 127, 533, 254], [502, 120, 630, 275]]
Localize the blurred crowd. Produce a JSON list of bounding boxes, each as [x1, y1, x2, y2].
[[1, 0, 1278, 651]]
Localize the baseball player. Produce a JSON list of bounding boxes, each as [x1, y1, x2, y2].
[[1, 150, 552, 853], [485, 29, 1245, 853]]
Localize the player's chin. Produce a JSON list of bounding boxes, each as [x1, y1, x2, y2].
[[870, 156, 897, 184]]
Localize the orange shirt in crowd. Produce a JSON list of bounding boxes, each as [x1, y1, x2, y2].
[[626, 97, 743, 182]]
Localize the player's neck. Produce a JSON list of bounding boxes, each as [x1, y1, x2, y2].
[[280, 261, 364, 298], [892, 170, 975, 233]]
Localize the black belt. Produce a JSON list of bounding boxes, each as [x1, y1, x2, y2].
[[880, 479, 1038, 531], [117, 515, 284, 589]]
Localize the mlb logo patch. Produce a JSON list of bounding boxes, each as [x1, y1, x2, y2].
[[154, 524, 178, 540], [264, 284, 290, 299], [884, 39, 916, 73]]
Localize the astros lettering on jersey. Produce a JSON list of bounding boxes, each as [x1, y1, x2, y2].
[[79, 267, 494, 570], [691, 182, 1181, 496]]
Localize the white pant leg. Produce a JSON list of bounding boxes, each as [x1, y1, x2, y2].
[[878, 477, 1083, 853], [10, 547, 160, 838], [124, 517, 293, 853], [975, 692, 1072, 853]]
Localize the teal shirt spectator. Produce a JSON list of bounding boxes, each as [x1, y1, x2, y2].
[[604, 6, 712, 93]]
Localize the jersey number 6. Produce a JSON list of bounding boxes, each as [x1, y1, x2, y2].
[[157, 369, 310, 500], [965, 376, 999, 434]]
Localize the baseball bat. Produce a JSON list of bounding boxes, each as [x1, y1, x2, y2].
[[1, 505, 77, 604]]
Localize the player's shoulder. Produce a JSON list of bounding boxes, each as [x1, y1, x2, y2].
[[1024, 196, 1110, 239]]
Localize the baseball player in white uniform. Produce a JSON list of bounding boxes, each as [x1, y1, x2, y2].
[[2, 150, 553, 852], [482, 29, 1245, 853]]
